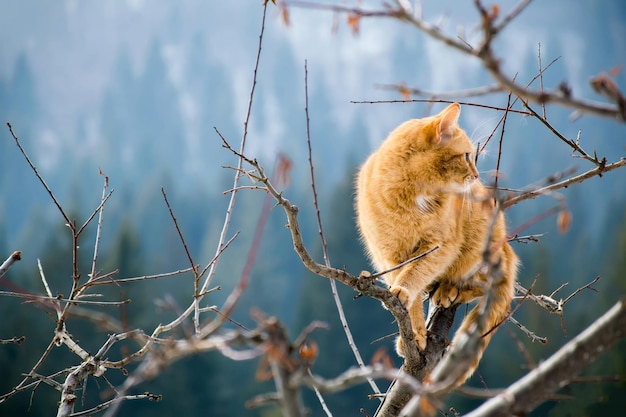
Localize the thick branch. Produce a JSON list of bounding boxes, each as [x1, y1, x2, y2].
[[374, 303, 458, 417], [272, 361, 306, 417], [477, 48, 622, 120], [464, 298, 626, 417], [57, 364, 92, 417]]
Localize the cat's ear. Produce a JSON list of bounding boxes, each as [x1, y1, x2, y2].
[[436, 102, 461, 144]]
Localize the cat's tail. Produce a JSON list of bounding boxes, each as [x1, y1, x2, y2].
[[450, 242, 519, 386]]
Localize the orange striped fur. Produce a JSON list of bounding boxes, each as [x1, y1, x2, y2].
[[356, 103, 518, 383]]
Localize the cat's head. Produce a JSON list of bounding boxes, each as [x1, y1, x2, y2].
[[383, 102, 479, 193]]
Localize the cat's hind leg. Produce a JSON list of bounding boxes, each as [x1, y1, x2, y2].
[[431, 279, 484, 308], [395, 296, 428, 354]]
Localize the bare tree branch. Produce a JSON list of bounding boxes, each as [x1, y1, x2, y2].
[[376, 83, 504, 99], [0, 251, 21, 279], [194, 0, 270, 333], [3, 3, 625, 417], [464, 298, 626, 417], [218, 134, 464, 417], [508, 316, 547, 344], [351, 98, 533, 115], [286, 0, 625, 121], [0, 336, 26, 345], [7, 123, 72, 225], [303, 59, 383, 400], [218, 136, 428, 366], [504, 158, 626, 208]]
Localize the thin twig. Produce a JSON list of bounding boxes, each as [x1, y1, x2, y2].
[[493, 0, 533, 34], [0, 336, 26, 345], [537, 42, 546, 119], [508, 234, 543, 244], [523, 100, 596, 161], [0, 251, 22, 279], [76, 190, 113, 237], [6, 123, 71, 226], [351, 98, 532, 115], [370, 246, 439, 280], [505, 325, 537, 370], [88, 173, 110, 284], [478, 56, 561, 154], [308, 369, 333, 417], [203, 5, 268, 292], [509, 316, 548, 344], [196, 232, 239, 279], [221, 155, 280, 317], [561, 276, 600, 306], [303, 60, 382, 399], [494, 90, 513, 197], [67, 393, 161, 417], [295, 365, 423, 397], [194, 2, 269, 334], [0, 339, 57, 404], [36, 259, 62, 320], [504, 158, 626, 208], [0, 291, 130, 306], [290, 0, 624, 120], [376, 83, 503, 99], [162, 187, 197, 274], [86, 267, 196, 287]]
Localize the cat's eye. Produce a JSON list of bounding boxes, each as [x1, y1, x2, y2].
[[464, 152, 471, 162]]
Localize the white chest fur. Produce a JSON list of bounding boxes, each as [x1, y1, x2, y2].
[[415, 195, 435, 213]]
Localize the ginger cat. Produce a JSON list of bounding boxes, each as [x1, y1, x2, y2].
[[356, 103, 518, 382]]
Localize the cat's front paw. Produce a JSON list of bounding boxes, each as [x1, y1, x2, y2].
[[389, 285, 413, 307], [395, 326, 427, 355]]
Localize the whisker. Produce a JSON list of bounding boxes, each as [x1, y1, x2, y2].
[[469, 116, 497, 143]]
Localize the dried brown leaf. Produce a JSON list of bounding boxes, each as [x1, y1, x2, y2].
[[398, 85, 411, 100], [280, 4, 290, 26], [371, 347, 394, 369], [609, 66, 622, 77], [298, 341, 318, 364], [557, 209, 572, 233], [347, 13, 361, 36]]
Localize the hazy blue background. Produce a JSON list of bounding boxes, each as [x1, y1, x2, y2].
[[1, 1, 625, 416]]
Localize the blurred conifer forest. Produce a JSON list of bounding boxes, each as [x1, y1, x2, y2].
[[1, 1, 625, 416]]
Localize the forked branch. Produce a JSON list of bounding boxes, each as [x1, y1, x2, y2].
[[223, 132, 462, 359], [284, 0, 625, 121]]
